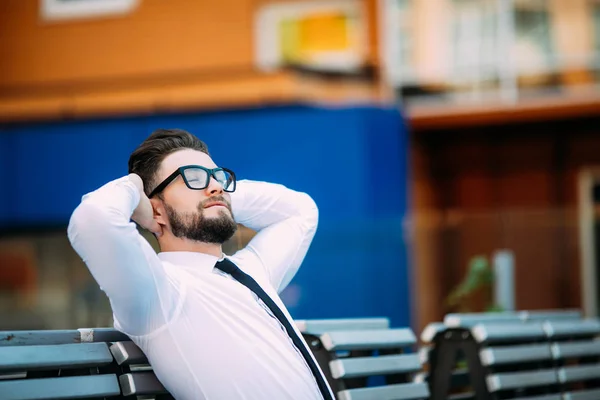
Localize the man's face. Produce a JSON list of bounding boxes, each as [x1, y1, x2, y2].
[[153, 149, 237, 243]]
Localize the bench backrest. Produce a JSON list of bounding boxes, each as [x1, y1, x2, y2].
[[473, 322, 560, 399], [0, 328, 129, 400], [421, 309, 585, 400], [545, 319, 600, 400], [0, 318, 397, 400], [424, 317, 600, 400], [305, 327, 429, 400]]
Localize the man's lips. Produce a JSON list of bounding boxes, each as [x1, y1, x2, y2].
[[204, 201, 229, 209]]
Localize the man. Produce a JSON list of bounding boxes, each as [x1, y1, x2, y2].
[[68, 129, 333, 400]]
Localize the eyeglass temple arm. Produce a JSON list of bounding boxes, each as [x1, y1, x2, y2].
[[148, 169, 181, 198]]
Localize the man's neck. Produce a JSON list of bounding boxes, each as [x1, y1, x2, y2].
[[158, 236, 223, 257]]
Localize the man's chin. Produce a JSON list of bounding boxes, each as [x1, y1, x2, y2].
[[204, 207, 233, 220]]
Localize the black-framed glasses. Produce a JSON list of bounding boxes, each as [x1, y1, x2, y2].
[[148, 165, 237, 198]]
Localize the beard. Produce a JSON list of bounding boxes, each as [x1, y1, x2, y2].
[[164, 197, 237, 244]]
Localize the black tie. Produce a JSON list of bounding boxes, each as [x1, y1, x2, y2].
[[215, 258, 334, 400]]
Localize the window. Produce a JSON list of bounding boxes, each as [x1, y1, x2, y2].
[[380, 0, 417, 86], [41, 0, 140, 22], [513, 0, 554, 77], [451, 0, 498, 85], [254, 0, 367, 73], [593, 2, 600, 78]]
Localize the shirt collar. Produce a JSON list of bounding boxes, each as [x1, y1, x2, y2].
[[158, 251, 223, 273]]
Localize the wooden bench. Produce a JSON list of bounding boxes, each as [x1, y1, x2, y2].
[[117, 317, 395, 398], [0, 328, 132, 400], [424, 316, 600, 400], [545, 319, 600, 400], [419, 310, 584, 400], [0, 318, 404, 400], [419, 309, 583, 375], [303, 324, 429, 400]]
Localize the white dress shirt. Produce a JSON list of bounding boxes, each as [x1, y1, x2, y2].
[[67, 176, 333, 400]]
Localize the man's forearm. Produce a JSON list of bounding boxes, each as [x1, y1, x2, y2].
[[75, 176, 141, 222], [67, 176, 165, 334], [68, 176, 145, 295], [230, 180, 319, 291], [231, 180, 318, 233]]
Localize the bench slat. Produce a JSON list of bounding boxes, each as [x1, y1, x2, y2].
[[0, 374, 120, 400], [558, 365, 600, 383], [110, 341, 147, 365], [321, 329, 415, 351], [337, 382, 429, 400], [119, 372, 167, 396], [330, 354, 420, 379], [445, 310, 582, 328], [445, 312, 523, 327], [486, 369, 557, 392], [0, 343, 113, 372], [563, 389, 600, 400], [551, 341, 600, 359], [524, 310, 582, 321], [0, 331, 81, 347], [295, 318, 389, 334], [544, 320, 600, 338], [479, 344, 552, 366], [472, 323, 547, 344], [0, 329, 129, 347]]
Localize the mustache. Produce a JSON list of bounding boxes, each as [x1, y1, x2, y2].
[[199, 196, 232, 212]]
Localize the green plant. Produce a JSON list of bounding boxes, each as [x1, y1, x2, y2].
[[445, 255, 503, 313]]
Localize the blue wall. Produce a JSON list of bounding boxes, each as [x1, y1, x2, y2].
[[0, 105, 411, 327]]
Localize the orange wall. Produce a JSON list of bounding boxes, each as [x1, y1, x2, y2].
[[0, 0, 379, 88], [0, 0, 380, 121], [0, 0, 254, 88]]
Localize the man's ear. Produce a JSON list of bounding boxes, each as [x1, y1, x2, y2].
[[150, 197, 168, 226]]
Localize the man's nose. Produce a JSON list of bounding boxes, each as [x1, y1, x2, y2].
[[205, 176, 224, 195]]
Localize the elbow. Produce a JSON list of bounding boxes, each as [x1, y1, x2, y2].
[[298, 192, 319, 232], [68, 202, 101, 243], [68, 202, 88, 240], [67, 201, 126, 243]]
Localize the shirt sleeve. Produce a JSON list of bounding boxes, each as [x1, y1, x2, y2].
[[67, 176, 179, 336], [230, 180, 319, 293]]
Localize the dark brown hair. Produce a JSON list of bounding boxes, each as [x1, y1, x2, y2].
[[128, 128, 209, 195]]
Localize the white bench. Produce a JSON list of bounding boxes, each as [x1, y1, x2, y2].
[[302, 322, 429, 400], [423, 315, 600, 400], [0, 328, 132, 400], [1, 318, 429, 400]]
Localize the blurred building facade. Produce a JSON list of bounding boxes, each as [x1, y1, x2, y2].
[[0, 0, 599, 333], [395, 0, 600, 333]]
